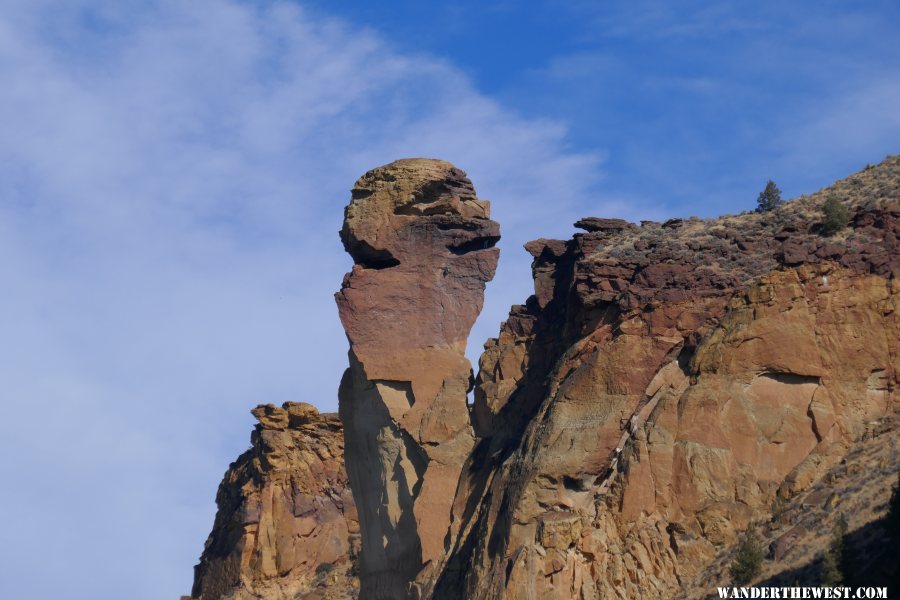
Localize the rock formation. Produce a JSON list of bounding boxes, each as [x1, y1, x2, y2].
[[191, 402, 359, 600], [335, 159, 500, 599], [191, 156, 899, 600], [434, 157, 899, 599]]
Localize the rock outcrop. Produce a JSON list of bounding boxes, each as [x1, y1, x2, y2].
[[191, 156, 899, 600], [434, 157, 899, 599], [335, 159, 500, 599], [191, 402, 359, 600]]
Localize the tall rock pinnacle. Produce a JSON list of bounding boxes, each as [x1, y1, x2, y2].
[[335, 159, 500, 599]]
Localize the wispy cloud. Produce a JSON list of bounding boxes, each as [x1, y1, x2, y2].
[[576, 1, 773, 40], [776, 76, 900, 175], [0, 1, 612, 598], [502, 1, 900, 214]]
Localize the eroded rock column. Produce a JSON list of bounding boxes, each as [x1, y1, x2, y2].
[[335, 159, 500, 599]]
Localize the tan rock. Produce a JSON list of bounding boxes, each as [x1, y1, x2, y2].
[[191, 403, 358, 600], [284, 401, 321, 426], [251, 404, 290, 430]]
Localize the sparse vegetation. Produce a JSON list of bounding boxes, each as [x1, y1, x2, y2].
[[821, 195, 849, 235], [730, 524, 765, 585], [821, 513, 848, 586], [771, 493, 788, 522], [316, 562, 334, 576], [756, 180, 784, 213]]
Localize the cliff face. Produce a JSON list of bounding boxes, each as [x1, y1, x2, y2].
[[192, 403, 359, 600], [437, 158, 899, 598], [191, 157, 899, 600]]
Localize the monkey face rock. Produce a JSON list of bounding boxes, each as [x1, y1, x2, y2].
[[335, 159, 499, 599]]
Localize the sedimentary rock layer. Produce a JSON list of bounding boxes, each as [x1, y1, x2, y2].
[[335, 159, 500, 599], [191, 402, 358, 600]]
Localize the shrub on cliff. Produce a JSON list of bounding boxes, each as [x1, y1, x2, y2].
[[822, 195, 849, 235], [730, 524, 764, 585], [771, 493, 788, 523], [756, 180, 784, 213], [821, 513, 848, 586], [887, 473, 900, 538]]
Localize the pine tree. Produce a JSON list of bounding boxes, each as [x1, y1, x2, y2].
[[731, 524, 765, 585], [822, 195, 849, 235], [887, 473, 900, 538], [756, 180, 784, 213], [821, 551, 842, 586], [821, 513, 848, 586]]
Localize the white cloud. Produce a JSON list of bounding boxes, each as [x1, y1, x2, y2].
[[0, 1, 622, 598], [776, 76, 900, 178]]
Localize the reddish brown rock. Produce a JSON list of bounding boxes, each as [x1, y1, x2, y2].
[[574, 217, 636, 233], [191, 402, 358, 600], [335, 159, 499, 599]]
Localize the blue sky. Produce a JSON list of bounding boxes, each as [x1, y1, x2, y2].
[[0, 1, 897, 599], [306, 0, 900, 214]]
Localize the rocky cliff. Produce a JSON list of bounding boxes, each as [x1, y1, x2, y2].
[[435, 158, 898, 599], [191, 403, 359, 600], [191, 156, 899, 599]]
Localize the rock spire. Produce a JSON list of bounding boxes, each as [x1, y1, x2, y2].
[[335, 158, 500, 599]]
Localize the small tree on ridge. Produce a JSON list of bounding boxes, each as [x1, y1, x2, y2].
[[756, 180, 784, 213]]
